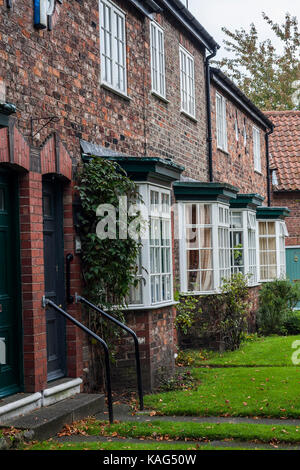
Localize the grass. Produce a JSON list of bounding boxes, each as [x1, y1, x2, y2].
[[145, 366, 300, 418], [178, 335, 300, 367], [21, 441, 260, 451], [73, 419, 300, 444]]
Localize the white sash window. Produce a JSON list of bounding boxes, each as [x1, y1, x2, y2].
[[100, 0, 127, 95], [150, 21, 166, 99], [179, 46, 195, 118]]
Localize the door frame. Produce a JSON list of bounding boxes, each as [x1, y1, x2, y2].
[[0, 168, 24, 397]]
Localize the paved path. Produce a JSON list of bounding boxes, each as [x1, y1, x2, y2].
[[94, 404, 300, 427]]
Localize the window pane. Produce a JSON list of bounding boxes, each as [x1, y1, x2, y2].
[[268, 222, 275, 235], [200, 250, 212, 269], [186, 228, 198, 249], [187, 271, 200, 292], [201, 270, 213, 291], [187, 250, 199, 270], [199, 228, 212, 248], [185, 204, 197, 225]]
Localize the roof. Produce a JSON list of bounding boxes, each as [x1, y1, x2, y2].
[[210, 68, 274, 131], [265, 111, 300, 192], [128, 0, 220, 52]]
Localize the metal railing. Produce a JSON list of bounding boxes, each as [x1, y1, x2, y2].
[[75, 294, 144, 411], [42, 296, 114, 424]]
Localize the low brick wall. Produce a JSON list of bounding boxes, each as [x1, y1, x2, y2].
[[178, 286, 261, 351]]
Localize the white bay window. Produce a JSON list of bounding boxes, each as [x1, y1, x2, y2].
[[179, 202, 232, 294], [258, 220, 288, 281], [129, 184, 173, 308]]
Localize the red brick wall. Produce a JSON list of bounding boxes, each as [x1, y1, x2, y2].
[[0, 1, 208, 179], [272, 191, 300, 246], [210, 85, 268, 200]]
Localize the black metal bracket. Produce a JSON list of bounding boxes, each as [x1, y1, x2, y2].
[[42, 296, 114, 424], [30, 116, 60, 139], [66, 253, 74, 304], [75, 293, 144, 411]]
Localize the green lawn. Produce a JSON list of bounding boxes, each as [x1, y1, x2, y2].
[[74, 419, 300, 445], [178, 335, 300, 367], [145, 334, 300, 418]]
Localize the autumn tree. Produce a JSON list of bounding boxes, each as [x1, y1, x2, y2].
[[214, 12, 300, 110]]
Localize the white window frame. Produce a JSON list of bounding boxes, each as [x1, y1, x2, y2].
[[179, 202, 231, 295], [128, 183, 174, 309], [258, 220, 288, 282], [150, 21, 166, 99], [99, 0, 127, 96], [253, 126, 261, 172], [179, 45, 196, 119], [216, 92, 228, 152], [230, 209, 258, 286]]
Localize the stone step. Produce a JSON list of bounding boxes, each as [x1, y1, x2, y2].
[[0, 393, 105, 441], [0, 378, 83, 424]]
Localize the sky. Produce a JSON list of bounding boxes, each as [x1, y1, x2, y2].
[[186, 0, 300, 58]]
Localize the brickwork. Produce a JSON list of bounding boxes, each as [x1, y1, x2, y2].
[[0, 0, 272, 395], [210, 85, 268, 200], [272, 191, 300, 247]]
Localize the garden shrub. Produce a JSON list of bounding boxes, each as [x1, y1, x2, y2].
[[282, 310, 300, 335], [257, 279, 300, 336], [201, 273, 251, 351], [174, 294, 200, 335]]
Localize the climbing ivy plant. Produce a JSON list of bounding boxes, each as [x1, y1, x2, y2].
[[75, 158, 143, 390]]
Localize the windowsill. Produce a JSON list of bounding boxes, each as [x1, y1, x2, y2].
[[101, 83, 132, 102], [217, 146, 229, 156], [151, 90, 169, 104], [122, 300, 179, 311], [180, 290, 218, 297], [180, 110, 198, 123], [254, 169, 263, 176]]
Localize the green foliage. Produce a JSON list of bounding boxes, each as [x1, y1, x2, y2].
[[257, 280, 300, 336], [174, 294, 200, 335], [283, 311, 300, 335], [214, 12, 300, 110], [76, 158, 142, 310], [158, 370, 196, 392], [202, 273, 251, 351], [75, 158, 143, 388]]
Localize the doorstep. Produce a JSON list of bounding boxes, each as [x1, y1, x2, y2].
[[0, 377, 83, 424], [0, 393, 105, 441]]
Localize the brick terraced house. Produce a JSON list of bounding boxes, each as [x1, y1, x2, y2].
[[0, 0, 289, 415], [265, 110, 300, 307]]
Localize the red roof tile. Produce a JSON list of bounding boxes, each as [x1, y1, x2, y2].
[[265, 111, 300, 191]]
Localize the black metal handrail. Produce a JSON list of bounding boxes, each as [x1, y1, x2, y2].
[[75, 294, 144, 411], [42, 296, 114, 424]]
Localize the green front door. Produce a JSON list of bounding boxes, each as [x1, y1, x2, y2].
[[0, 172, 22, 398], [286, 247, 300, 310]]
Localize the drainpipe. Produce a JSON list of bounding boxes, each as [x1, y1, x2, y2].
[[265, 125, 274, 207], [205, 48, 217, 182]]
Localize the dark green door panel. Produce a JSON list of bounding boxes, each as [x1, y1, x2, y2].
[[0, 172, 22, 398], [286, 247, 300, 309]]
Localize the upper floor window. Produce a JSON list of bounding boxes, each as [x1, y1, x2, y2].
[[99, 0, 127, 95], [253, 126, 261, 172], [150, 21, 166, 99], [179, 46, 195, 118], [216, 92, 228, 152]]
